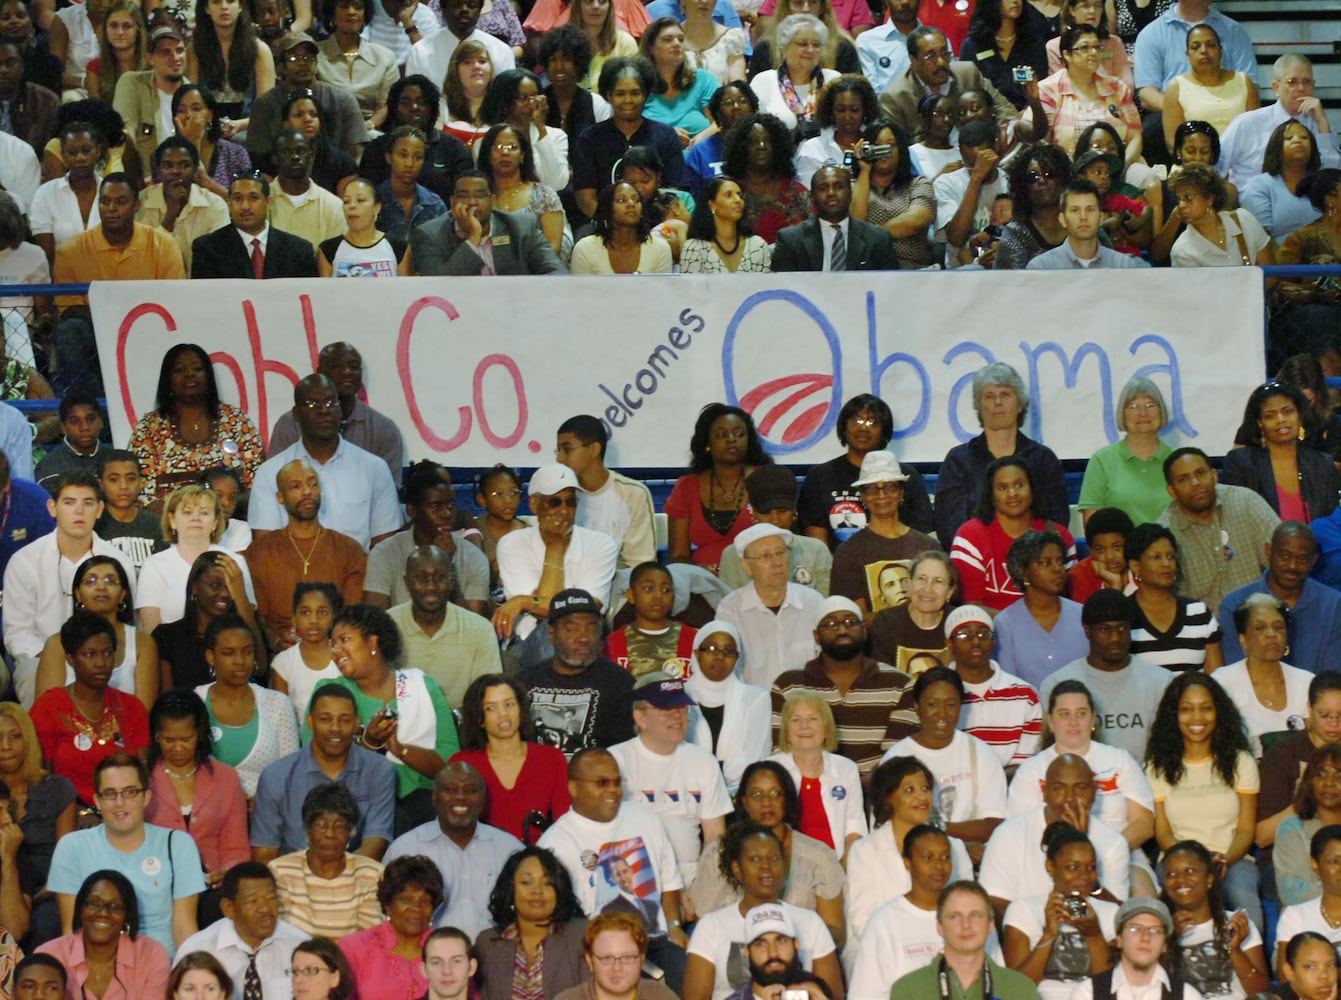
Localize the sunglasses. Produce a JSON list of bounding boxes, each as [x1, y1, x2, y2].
[[537, 495, 579, 510]]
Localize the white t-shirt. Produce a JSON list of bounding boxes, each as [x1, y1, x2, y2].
[[1004, 894, 1119, 1000], [29, 175, 100, 244], [882, 730, 1007, 824], [1175, 913, 1262, 999], [932, 168, 1008, 267], [609, 737, 734, 883], [269, 643, 341, 717], [1274, 898, 1341, 974], [687, 901, 835, 1000], [1211, 660, 1311, 757], [135, 544, 256, 624], [843, 824, 973, 945], [848, 895, 1003, 1000], [1008, 742, 1154, 834], [537, 801, 683, 935], [979, 806, 1130, 903]]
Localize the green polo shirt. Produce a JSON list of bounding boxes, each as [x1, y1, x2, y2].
[[891, 957, 1040, 1000]]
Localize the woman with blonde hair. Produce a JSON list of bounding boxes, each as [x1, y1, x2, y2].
[[565, 0, 639, 90], [86, 0, 143, 101], [769, 693, 865, 862]]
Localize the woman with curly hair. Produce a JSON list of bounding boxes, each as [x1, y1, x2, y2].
[[1169, 161, 1272, 268], [1160, 839, 1269, 997], [665, 403, 772, 570], [682, 824, 841, 1000], [475, 846, 588, 1000], [1144, 671, 1261, 931], [721, 112, 807, 243], [339, 855, 443, 999], [480, 68, 570, 191], [992, 141, 1072, 268], [186, 0, 275, 135], [794, 74, 877, 186], [450, 675, 570, 844]]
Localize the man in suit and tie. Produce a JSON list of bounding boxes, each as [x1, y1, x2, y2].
[[771, 165, 900, 272], [412, 170, 567, 275], [190, 172, 319, 278]]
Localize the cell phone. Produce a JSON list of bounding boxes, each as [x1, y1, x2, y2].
[[1064, 894, 1088, 919], [782, 990, 809, 1000], [1012, 66, 1035, 82]]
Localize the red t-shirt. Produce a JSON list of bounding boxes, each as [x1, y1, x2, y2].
[[918, 0, 975, 58], [796, 775, 834, 848], [30, 687, 150, 805]]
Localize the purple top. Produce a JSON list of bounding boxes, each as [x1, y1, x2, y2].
[[477, 0, 525, 49], [208, 139, 253, 191]]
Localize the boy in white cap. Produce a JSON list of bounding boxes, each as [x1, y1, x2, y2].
[[718, 524, 824, 688], [493, 463, 619, 671], [829, 451, 939, 617], [1069, 898, 1205, 999], [944, 604, 1042, 770], [770, 595, 917, 777]]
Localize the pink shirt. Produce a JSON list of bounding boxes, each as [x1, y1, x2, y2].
[[37, 932, 170, 1000], [339, 921, 430, 1000], [144, 760, 251, 875]]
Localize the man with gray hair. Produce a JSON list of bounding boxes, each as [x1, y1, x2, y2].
[[388, 545, 501, 709], [932, 361, 1069, 547], [244, 456, 367, 651], [247, 374, 402, 551], [1220, 54, 1340, 189]]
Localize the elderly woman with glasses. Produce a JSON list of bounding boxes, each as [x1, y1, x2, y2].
[[750, 15, 841, 135], [1028, 23, 1141, 161], [1077, 376, 1175, 529]]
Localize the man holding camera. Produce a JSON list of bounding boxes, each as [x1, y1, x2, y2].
[[771, 165, 899, 272]]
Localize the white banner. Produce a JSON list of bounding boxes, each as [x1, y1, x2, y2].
[[90, 270, 1266, 468]]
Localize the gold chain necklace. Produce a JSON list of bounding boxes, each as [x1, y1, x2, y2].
[[286, 525, 325, 575]]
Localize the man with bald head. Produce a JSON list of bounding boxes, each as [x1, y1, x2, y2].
[[248, 374, 402, 551], [979, 753, 1131, 916], [244, 457, 367, 652], [266, 342, 406, 486], [1221, 54, 1340, 188], [383, 762, 522, 938], [388, 545, 500, 709]]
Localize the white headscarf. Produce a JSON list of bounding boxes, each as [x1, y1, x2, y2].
[[685, 620, 742, 709]]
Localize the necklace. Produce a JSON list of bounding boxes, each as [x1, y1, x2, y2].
[[286, 525, 325, 575], [713, 232, 740, 255], [1324, 899, 1341, 928], [711, 469, 744, 507], [163, 763, 198, 780]]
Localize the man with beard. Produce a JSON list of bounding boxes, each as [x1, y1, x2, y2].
[[244, 458, 367, 651], [135, 136, 228, 272], [943, 605, 1041, 771], [892, 882, 1038, 1000], [518, 589, 634, 754], [769, 596, 916, 777], [1157, 447, 1278, 612], [384, 762, 521, 939], [267, 127, 345, 250], [1069, 899, 1200, 1000], [722, 905, 815, 1000], [174, 862, 307, 997], [247, 375, 401, 552], [610, 672, 733, 883], [112, 24, 183, 165]]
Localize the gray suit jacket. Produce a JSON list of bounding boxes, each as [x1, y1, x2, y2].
[[411, 209, 567, 276], [878, 63, 1017, 141]]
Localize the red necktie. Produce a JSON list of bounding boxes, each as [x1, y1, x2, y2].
[[251, 237, 264, 279]]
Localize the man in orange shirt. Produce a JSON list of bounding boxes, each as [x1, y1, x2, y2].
[[51, 173, 184, 395]]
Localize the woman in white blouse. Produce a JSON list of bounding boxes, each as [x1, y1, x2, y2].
[[1212, 593, 1311, 758], [30, 120, 105, 266], [1170, 161, 1273, 268], [770, 693, 865, 863], [749, 15, 840, 133]]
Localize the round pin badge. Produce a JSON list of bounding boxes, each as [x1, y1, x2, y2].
[[880, 56, 890, 67], [74, 732, 93, 751], [221, 439, 240, 456], [955, 0, 968, 11], [832, 785, 847, 800], [794, 566, 814, 586], [211, 726, 223, 742], [142, 856, 163, 876]]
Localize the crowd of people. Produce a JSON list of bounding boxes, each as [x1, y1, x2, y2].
[[0, 0, 1329, 400], [0, 332, 1337, 1000]]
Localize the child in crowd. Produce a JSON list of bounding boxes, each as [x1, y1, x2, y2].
[[269, 582, 342, 717], [474, 464, 527, 601], [204, 466, 252, 552], [1075, 150, 1152, 256], [605, 561, 697, 679], [94, 449, 164, 572], [1067, 507, 1134, 604]]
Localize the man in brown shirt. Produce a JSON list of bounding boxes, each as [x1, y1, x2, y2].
[[244, 457, 366, 652]]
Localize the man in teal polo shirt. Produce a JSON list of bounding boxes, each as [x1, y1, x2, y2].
[[891, 881, 1039, 1000]]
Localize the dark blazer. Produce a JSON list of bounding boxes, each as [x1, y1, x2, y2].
[[411, 209, 567, 276], [1220, 444, 1340, 522], [878, 62, 1018, 141], [475, 918, 588, 1000], [190, 226, 319, 279], [770, 217, 900, 272]]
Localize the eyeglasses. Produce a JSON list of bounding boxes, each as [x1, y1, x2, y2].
[[847, 415, 880, 428], [574, 776, 621, 789], [818, 617, 862, 631], [950, 628, 994, 641], [301, 398, 340, 411], [494, 143, 520, 153], [861, 482, 902, 495], [592, 954, 642, 968], [487, 488, 521, 501], [80, 573, 121, 587], [746, 787, 783, 801], [745, 548, 788, 563], [287, 966, 333, 978], [1282, 76, 1314, 87], [698, 644, 740, 657], [1124, 400, 1160, 413], [309, 819, 352, 835], [1069, 43, 1101, 53], [537, 495, 578, 510], [84, 898, 127, 915], [1026, 169, 1059, 184], [916, 47, 950, 62], [95, 786, 143, 802], [286, 51, 317, 62], [1122, 924, 1167, 939]]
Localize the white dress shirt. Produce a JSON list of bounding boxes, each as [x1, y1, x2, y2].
[[175, 917, 309, 1000]]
